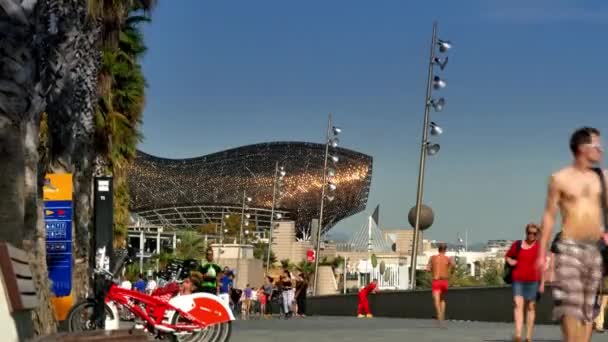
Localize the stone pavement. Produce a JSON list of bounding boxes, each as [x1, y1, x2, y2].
[[231, 316, 608, 342]]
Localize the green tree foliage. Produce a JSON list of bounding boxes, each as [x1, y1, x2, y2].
[[415, 270, 432, 289], [92, 1, 154, 246], [176, 231, 207, 260], [252, 242, 276, 267], [480, 258, 505, 286], [197, 223, 218, 235], [296, 261, 315, 277], [221, 215, 257, 241], [280, 259, 295, 271], [152, 251, 174, 271], [416, 257, 505, 289]]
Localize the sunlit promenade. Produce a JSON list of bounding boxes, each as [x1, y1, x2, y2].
[[232, 316, 608, 342]]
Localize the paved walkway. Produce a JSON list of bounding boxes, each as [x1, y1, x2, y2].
[[232, 316, 608, 342]]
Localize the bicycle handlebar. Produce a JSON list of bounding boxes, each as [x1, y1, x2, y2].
[[112, 254, 128, 277], [92, 254, 129, 280]]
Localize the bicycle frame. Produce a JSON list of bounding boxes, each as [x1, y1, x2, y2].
[[106, 283, 201, 332], [106, 283, 235, 332]]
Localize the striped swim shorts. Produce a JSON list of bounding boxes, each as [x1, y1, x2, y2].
[[552, 239, 603, 323]]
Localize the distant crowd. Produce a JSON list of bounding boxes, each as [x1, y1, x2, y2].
[[119, 247, 310, 319]]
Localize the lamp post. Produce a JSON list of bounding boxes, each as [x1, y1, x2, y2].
[[218, 213, 229, 264], [409, 22, 452, 289], [266, 162, 286, 274], [235, 191, 252, 287], [313, 113, 341, 296]]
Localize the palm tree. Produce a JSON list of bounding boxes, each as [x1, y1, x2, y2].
[[45, 0, 152, 300], [176, 231, 207, 260], [0, 0, 98, 335], [92, 1, 151, 248], [296, 261, 315, 279], [43, 0, 102, 303]]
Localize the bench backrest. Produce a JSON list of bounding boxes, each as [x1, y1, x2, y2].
[[0, 242, 39, 312]]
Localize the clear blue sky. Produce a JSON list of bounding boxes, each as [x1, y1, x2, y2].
[[139, 0, 608, 244]]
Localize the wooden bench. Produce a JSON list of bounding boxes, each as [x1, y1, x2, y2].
[[0, 242, 40, 341], [0, 242, 39, 313]]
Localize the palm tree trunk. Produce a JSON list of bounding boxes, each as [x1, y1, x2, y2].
[[0, 118, 26, 246], [24, 117, 57, 336], [72, 162, 94, 300], [43, 0, 101, 302], [1, 0, 60, 335]]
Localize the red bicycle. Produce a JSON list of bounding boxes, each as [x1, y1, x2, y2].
[[67, 254, 234, 342]]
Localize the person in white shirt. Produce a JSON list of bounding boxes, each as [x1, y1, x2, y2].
[[120, 278, 132, 290], [146, 277, 157, 294]]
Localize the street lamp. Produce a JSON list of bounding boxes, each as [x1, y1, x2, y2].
[[235, 191, 253, 287], [409, 22, 453, 289], [239, 191, 253, 244], [313, 113, 341, 296], [266, 161, 288, 274]]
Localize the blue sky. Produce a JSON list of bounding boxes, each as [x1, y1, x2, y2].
[[139, 0, 608, 244]]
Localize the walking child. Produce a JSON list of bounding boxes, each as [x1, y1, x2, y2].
[[357, 279, 378, 318]]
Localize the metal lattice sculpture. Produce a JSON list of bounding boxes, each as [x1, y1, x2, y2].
[[127, 142, 373, 236]]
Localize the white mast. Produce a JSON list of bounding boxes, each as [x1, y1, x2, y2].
[[368, 215, 372, 271]]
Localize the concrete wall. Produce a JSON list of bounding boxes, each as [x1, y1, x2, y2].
[[383, 229, 423, 255], [273, 221, 311, 263], [307, 286, 556, 324], [316, 266, 338, 295]]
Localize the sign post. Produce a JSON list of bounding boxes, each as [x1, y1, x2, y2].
[[43, 174, 73, 320], [94, 177, 114, 271]]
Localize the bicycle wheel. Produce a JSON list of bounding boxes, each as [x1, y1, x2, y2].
[[170, 311, 209, 342], [170, 312, 232, 342], [67, 300, 116, 332], [211, 321, 232, 342]]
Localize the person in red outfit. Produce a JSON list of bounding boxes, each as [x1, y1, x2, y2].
[[357, 279, 378, 318], [427, 243, 455, 325], [505, 223, 544, 342]]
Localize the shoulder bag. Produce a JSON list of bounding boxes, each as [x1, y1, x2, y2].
[[503, 240, 522, 284]]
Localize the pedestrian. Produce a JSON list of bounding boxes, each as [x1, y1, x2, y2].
[[133, 273, 146, 293], [257, 287, 267, 319], [218, 270, 234, 307], [262, 276, 274, 317], [145, 274, 157, 294], [198, 247, 222, 295], [537, 127, 608, 342], [295, 273, 309, 317], [179, 276, 195, 296], [280, 270, 294, 318], [357, 279, 377, 318], [427, 243, 454, 325], [505, 223, 543, 342]]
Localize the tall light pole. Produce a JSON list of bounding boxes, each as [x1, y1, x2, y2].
[[409, 22, 452, 289], [239, 190, 252, 244], [235, 191, 252, 287], [266, 162, 286, 274], [313, 113, 341, 296], [218, 213, 229, 264]]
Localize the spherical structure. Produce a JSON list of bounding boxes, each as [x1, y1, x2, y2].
[[408, 205, 434, 231]]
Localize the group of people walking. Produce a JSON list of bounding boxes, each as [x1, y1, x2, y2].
[[424, 127, 608, 342]]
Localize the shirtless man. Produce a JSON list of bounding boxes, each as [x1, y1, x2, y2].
[[427, 243, 454, 324], [537, 127, 608, 342]]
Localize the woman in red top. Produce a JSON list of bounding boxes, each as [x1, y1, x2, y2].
[[505, 223, 544, 342]]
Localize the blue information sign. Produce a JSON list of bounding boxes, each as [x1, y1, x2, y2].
[[44, 175, 74, 297]]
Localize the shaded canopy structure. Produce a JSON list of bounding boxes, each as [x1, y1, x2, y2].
[[127, 142, 373, 236]]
